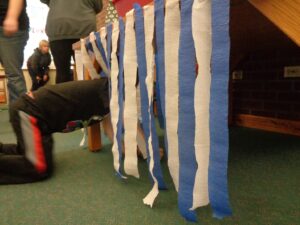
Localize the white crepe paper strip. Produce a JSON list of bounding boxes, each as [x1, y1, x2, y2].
[[164, 0, 181, 192], [80, 39, 99, 79], [191, 0, 212, 209], [110, 20, 127, 178], [123, 9, 139, 178], [136, 84, 148, 159], [80, 128, 87, 146], [74, 50, 84, 80], [142, 5, 160, 208], [89, 32, 110, 77], [100, 27, 108, 57]]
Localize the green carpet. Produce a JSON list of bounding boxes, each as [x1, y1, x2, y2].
[[0, 109, 299, 225]]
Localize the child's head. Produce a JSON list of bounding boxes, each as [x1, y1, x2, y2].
[[39, 40, 50, 54]]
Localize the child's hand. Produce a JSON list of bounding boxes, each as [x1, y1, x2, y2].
[[36, 76, 41, 80]]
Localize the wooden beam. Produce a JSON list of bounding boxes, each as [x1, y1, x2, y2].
[[249, 0, 300, 46], [234, 114, 300, 137]]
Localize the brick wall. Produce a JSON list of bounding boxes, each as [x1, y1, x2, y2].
[[231, 48, 300, 121]]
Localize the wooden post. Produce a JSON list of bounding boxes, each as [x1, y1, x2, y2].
[[87, 123, 102, 152]]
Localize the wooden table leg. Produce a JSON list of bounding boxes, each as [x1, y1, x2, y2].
[[87, 122, 102, 152]]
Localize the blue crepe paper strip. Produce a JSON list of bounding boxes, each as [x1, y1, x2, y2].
[[94, 32, 108, 77], [154, 71, 164, 130], [106, 23, 113, 70], [84, 39, 102, 77], [103, 24, 113, 99], [115, 18, 126, 176], [154, 0, 166, 133], [178, 0, 197, 222], [208, 0, 232, 219], [134, 3, 166, 190]]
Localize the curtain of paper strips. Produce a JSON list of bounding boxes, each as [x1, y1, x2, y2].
[[80, 0, 232, 221]]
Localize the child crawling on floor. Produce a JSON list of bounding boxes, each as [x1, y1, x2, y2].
[[0, 78, 110, 184]]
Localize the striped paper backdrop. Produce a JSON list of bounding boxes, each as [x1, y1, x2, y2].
[[81, 0, 232, 222]]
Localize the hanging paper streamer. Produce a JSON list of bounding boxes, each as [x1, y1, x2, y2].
[[74, 49, 84, 80], [191, 0, 211, 209], [79, 0, 233, 221], [116, 18, 125, 169], [123, 9, 139, 178], [80, 39, 99, 79], [110, 20, 126, 179], [164, 0, 180, 192], [90, 32, 110, 77], [178, 0, 197, 222], [208, 0, 232, 219], [100, 27, 108, 58], [143, 4, 166, 190], [134, 4, 166, 208], [134, 4, 150, 161], [106, 23, 113, 70], [134, 4, 156, 204], [154, 0, 168, 137]]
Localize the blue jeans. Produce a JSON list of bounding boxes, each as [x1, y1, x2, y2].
[[0, 27, 28, 104]]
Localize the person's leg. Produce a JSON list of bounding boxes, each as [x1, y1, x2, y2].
[[39, 75, 49, 88], [0, 97, 54, 184], [27, 66, 39, 91], [0, 28, 28, 104], [49, 39, 79, 83]]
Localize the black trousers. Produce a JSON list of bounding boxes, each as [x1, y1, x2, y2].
[[0, 79, 109, 184], [27, 67, 49, 91], [50, 39, 79, 83], [0, 96, 54, 184]]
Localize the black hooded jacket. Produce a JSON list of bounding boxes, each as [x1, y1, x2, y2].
[[27, 48, 52, 78]]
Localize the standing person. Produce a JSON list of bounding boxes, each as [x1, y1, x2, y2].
[[40, 0, 103, 83], [0, 0, 29, 104], [0, 78, 110, 184], [27, 40, 51, 91]]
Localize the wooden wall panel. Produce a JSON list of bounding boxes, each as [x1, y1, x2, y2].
[[249, 0, 300, 46]]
